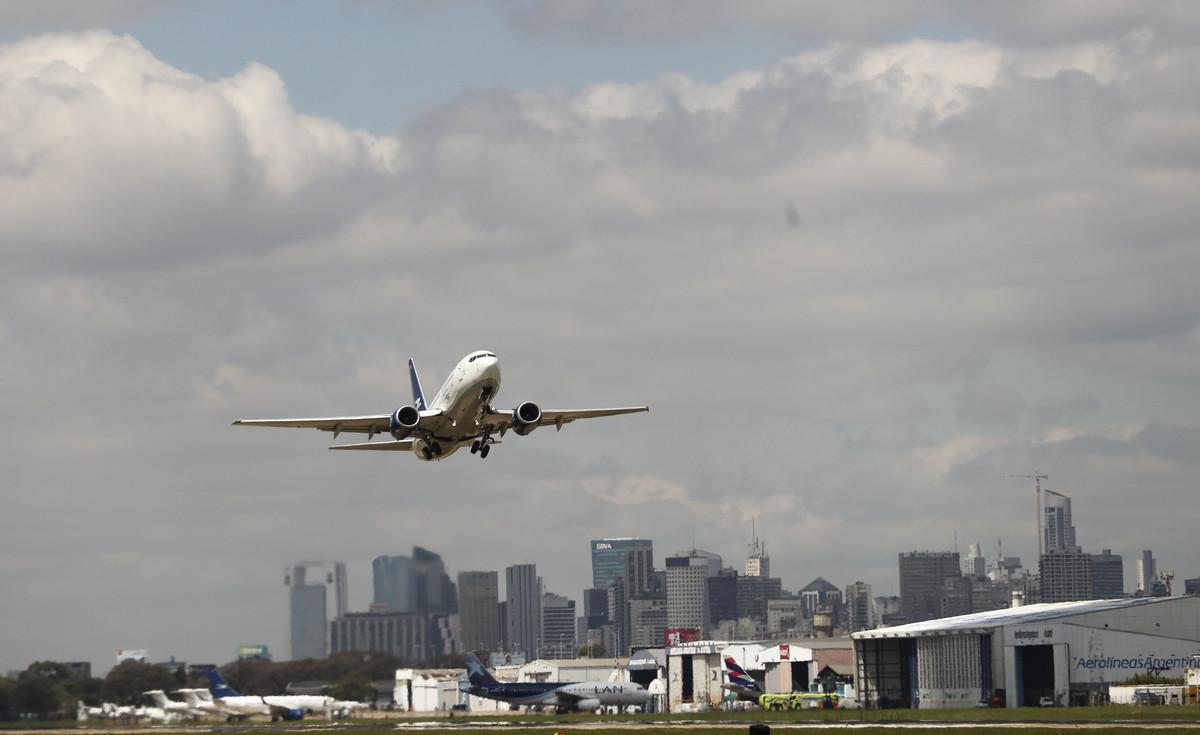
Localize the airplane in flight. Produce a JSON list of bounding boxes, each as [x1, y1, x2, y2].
[[463, 652, 649, 712], [234, 351, 648, 461], [722, 657, 765, 703]]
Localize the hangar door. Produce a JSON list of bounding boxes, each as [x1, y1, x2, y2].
[[855, 638, 914, 708], [1015, 645, 1054, 707]]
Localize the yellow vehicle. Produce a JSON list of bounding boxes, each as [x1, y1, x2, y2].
[[758, 692, 840, 710]]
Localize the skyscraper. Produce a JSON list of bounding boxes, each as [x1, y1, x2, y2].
[[665, 549, 722, 631], [590, 538, 654, 593], [963, 542, 986, 577], [1091, 549, 1124, 599], [898, 551, 961, 623], [1138, 550, 1157, 594], [1043, 490, 1078, 552], [373, 547, 458, 614], [1040, 549, 1093, 603], [541, 593, 576, 659], [506, 563, 541, 659], [286, 561, 346, 661], [457, 571, 500, 653], [746, 523, 769, 578], [845, 581, 874, 633]]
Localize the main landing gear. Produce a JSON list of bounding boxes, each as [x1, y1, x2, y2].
[[422, 442, 444, 460], [470, 436, 491, 458]]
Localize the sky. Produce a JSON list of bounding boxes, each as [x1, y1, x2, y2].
[[2, 1, 1200, 675]]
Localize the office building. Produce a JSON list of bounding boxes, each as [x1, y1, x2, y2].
[[629, 597, 668, 648], [506, 563, 541, 660], [707, 568, 739, 626], [541, 593, 576, 659], [799, 577, 841, 619], [766, 598, 804, 636], [328, 611, 455, 662], [1137, 551, 1157, 595], [665, 549, 722, 631], [373, 547, 457, 615], [745, 525, 769, 578], [845, 581, 874, 633], [1184, 578, 1200, 596], [590, 538, 653, 592], [898, 551, 961, 624], [1091, 550, 1124, 599], [736, 573, 783, 625], [457, 571, 500, 653], [286, 561, 346, 661], [1043, 490, 1078, 552], [1039, 549, 1093, 603], [963, 542, 986, 577]]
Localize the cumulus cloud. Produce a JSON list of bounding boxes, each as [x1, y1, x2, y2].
[[3, 24, 1200, 670]]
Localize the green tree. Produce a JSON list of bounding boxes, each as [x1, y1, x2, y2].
[[578, 642, 605, 657], [0, 678, 16, 721], [14, 674, 59, 718], [329, 673, 372, 702], [101, 661, 176, 704]]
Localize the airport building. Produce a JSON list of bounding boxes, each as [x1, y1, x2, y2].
[[852, 596, 1200, 709]]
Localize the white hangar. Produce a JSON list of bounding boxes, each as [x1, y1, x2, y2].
[[852, 596, 1200, 709]]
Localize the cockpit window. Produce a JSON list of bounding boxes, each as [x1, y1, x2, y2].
[[484, 352, 495, 357]]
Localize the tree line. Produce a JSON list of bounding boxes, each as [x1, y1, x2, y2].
[[0, 652, 466, 720]]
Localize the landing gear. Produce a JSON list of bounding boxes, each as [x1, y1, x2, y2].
[[422, 447, 433, 460], [480, 444, 490, 458], [471, 440, 480, 454]]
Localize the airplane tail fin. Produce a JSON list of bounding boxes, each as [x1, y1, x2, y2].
[[144, 690, 169, 707], [724, 657, 762, 692], [175, 690, 200, 707], [409, 358, 427, 410], [206, 668, 241, 698], [463, 652, 499, 687]]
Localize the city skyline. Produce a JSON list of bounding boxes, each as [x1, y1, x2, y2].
[[4, 3, 1200, 675]]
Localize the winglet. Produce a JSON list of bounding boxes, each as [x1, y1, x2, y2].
[[409, 358, 427, 410]]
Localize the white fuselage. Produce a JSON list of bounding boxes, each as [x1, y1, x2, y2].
[[553, 681, 650, 708], [411, 353, 500, 461]]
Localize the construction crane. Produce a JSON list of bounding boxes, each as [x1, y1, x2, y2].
[[1007, 472, 1049, 560]]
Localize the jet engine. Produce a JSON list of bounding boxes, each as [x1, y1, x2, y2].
[[511, 401, 541, 435], [574, 698, 601, 711], [390, 405, 420, 439]]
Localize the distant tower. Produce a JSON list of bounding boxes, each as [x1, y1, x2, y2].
[[506, 563, 542, 659], [745, 519, 770, 578], [963, 542, 986, 577], [1042, 490, 1078, 552], [286, 561, 346, 661], [457, 571, 500, 653], [1137, 551, 1157, 594]]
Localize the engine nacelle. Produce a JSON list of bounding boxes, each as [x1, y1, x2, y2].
[[511, 401, 541, 436], [390, 405, 420, 439], [574, 698, 601, 712]]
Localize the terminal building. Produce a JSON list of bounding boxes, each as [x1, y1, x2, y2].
[[852, 596, 1200, 708]]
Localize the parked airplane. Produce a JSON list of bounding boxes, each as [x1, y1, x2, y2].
[[463, 652, 648, 712], [234, 351, 648, 461], [206, 669, 305, 720], [144, 690, 199, 719], [176, 688, 236, 718], [722, 657, 765, 702]]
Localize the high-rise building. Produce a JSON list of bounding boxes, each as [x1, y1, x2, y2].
[[898, 551, 961, 624], [963, 542, 986, 578], [286, 561, 346, 661], [505, 563, 541, 659], [628, 598, 668, 648], [457, 571, 500, 653], [736, 574, 783, 626], [665, 549, 722, 631], [328, 611, 456, 662], [766, 598, 804, 636], [1185, 578, 1200, 595], [1040, 549, 1093, 602], [606, 576, 628, 654], [1137, 551, 1157, 594], [373, 547, 457, 614], [845, 581, 874, 633], [799, 577, 841, 619], [541, 593, 576, 659], [1091, 549, 1125, 599], [745, 523, 769, 578], [708, 568, 739, 626], [1043, 490, 1078, 552], [590, 539, 653, 591]]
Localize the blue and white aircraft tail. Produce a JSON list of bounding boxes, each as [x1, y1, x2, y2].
[[206, 669, 242, 699]]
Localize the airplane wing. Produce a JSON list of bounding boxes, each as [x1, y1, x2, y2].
[[481, 406, 648, 431], [328, 439, 414, 451], [233, 410, 442, 438]]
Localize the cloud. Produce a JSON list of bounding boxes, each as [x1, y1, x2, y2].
[[2, 25, 1200, 671]]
